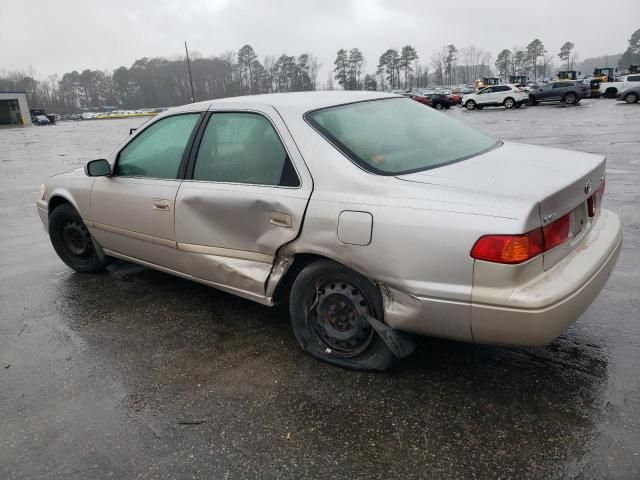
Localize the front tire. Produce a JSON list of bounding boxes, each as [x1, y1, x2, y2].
[[527, 95, 538, 106], [465, 100, 476, 110], [289, 260, 396, 371], [49, 203, 111, 273], [604, 88, 617, 99], [503, 97, 515, 109], [624, 92, 639, 103]]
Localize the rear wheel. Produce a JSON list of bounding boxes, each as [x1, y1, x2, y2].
[[49, 203, 111, 273], [465, 100, 476, 110], [527, 95, 537, 106], [564, 92, 578, 105], [434, 103, 443, 110], [289, 260, 396, 371], [624, 92, 639, 103], [604, 88, 617, 99], [503, 97, 515, 109]]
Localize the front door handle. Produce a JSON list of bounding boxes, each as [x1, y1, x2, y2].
[[152, 198, 170, 211], [268, 211, 292, 228]]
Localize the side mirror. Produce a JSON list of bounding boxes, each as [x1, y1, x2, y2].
[[85, 159, 111, 177]]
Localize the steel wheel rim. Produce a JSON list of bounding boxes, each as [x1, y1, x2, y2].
[[307, 279, 375, 357], [61, 219, 93, 258]]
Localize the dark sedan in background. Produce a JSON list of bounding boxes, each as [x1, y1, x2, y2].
[[527, 81, 590, 106], [426, 93, 454, 110]]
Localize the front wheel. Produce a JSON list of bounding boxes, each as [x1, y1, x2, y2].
[[564, 92, 578, 105], [465, 100, 476, 110], [434, 103, 443, 110], [503, 97, 515, 109], [624, 92, 639, 104], [527, 95, 537, 106], [289, 260, 396, 371], [49, 203, 111, 273], [604, 88, 617, 99]]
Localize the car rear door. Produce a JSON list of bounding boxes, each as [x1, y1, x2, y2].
[[551, 82, 570, 100], [90, 111, 204, 270], [174, 106, 312, 301]]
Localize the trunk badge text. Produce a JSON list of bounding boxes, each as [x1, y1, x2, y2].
[[543, 212, 557, 224], [584, 179, 592, 195]]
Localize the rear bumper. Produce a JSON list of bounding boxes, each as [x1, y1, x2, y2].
[[470, 209, 623, 346]]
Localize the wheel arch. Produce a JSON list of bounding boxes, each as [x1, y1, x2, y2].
[[48, 194, 74, 214], [270, 252, 378, 304]]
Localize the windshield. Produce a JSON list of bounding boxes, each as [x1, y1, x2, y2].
[[305, 97, 498, 175]]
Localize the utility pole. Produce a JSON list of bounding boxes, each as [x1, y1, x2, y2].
[[184, 41, 196, 103]]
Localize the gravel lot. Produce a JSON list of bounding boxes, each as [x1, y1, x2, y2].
[[1, 99, 639, 479]]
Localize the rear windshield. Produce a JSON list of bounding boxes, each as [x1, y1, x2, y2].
[[305, 98, 498, 175]]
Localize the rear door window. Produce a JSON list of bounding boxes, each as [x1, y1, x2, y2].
[[192, 112, 299, 187], [628, 75, 640, 82]]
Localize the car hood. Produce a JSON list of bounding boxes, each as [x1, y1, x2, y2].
[[396, 141, 606, 229]]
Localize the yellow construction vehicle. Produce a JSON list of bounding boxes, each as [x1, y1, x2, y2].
[[474, 77, 500, 90], [558, 70, 577, 80], [590, 67, 615, 97], [509, 75, 528, 85]]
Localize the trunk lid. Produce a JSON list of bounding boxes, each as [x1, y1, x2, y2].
[[396, 141, 606, 268]]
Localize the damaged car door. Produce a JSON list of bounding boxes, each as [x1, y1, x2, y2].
[[175, 108, 312, 302]]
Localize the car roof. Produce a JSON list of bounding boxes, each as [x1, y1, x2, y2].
[[167, 91, 401, 116]]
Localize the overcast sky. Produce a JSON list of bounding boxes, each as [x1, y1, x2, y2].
[[2, 0, 638, 80]]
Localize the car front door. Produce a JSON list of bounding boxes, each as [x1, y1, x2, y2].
[[476, 87, 493, 105], [174, 107, 312, 302], [90, 111, 203, 270], [539, 83, 554, 100]]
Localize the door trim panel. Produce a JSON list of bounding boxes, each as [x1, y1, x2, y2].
[[92, 221, 177, 248], [177, 242, 274, 264]]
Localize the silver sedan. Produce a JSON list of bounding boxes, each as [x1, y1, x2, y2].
[[37, 92, 623, 370]]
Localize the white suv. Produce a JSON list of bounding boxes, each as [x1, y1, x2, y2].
[[462, 84, 528, 110]]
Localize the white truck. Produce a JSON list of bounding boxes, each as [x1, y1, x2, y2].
[[599, 74, 640, 98]]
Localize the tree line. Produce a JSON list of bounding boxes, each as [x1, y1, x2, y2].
[[1, 28, 638, 113], [0, 45, 321, 113]]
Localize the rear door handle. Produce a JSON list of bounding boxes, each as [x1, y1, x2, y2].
[[152, 198, 170, 211], [268, 211, 292, 228]]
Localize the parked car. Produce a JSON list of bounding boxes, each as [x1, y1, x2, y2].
[[37, 92, 622, 370], [407, 94, 432, 106], [616, 85, 640, 104], [599, 74, 640, 99], [448, 94, 463, 105], [462, 84, 528, 110], [33, 115, 51, 126], [528, 81, 590, 106], [426, 93, 454, 110]]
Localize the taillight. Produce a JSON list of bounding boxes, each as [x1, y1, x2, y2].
[[587, 180, 605, 217], [470, 230, 544, 264], [542, 213, 572, 250], [471, 212, 575, 264]]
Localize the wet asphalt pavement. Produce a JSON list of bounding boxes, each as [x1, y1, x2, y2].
[[1, 99, 639, 479]]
